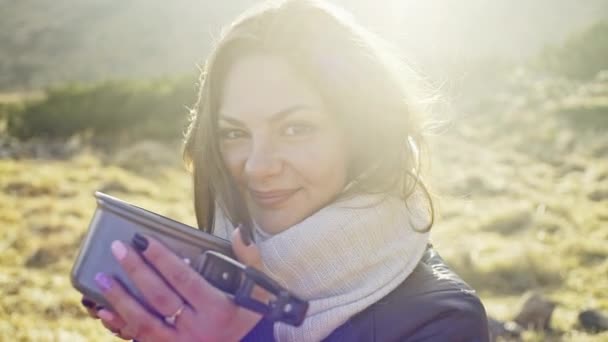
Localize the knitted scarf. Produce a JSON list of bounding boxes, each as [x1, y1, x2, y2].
[[213, 192, 430, 341]]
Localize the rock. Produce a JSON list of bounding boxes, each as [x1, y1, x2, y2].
[[4, 181, 54, 196], [25, 247, 60, 268], [98, 180, 130, 194], [0, 136, 80, 160], [588, 188, 608, 202], [579, 309, 608, 333], [479, 209, 532, 235], [111, 140, 178, 175], [513, 291, 556, 330], [488, 317, 523, 341], [451, 174, 506, 196], [0, 136, 21, 159]]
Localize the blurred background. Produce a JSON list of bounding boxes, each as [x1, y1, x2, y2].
[[0, 0, 607, 341]]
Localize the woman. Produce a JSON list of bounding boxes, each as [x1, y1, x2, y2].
[[81, 0, 490, 340]]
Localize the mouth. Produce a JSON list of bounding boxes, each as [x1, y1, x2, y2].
[[248, 188, 300, 208]]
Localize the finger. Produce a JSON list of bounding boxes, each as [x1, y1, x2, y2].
[[110, 240, 184, 318], [132, 234, 229, 312], [97, 309, 126, 332], [80, 297, 99, 318], [97, 309, 133, 340], [231, 227, 274, 304], [94, 272, 173, 341], [231, 227, 263, 269]]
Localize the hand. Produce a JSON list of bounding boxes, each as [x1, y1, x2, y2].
[[91, 227, 264, 341]]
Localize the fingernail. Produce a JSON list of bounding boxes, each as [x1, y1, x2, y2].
[[94, 272, 113, 292], [110, 240, 127, 261], [81, 298, 95, 308], [132, 233, 149, 252], [97, 309, 115, 322]]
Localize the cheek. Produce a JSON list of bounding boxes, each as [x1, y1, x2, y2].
[[221, 145, 247, 181], [288, 136, 348, 191]]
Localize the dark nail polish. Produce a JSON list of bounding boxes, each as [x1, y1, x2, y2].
[[132, 233, 149, 252], [81, 298, 95, 308], [94, 272, 113, 292]]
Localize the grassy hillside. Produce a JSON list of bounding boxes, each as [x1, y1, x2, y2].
[[428, 71, 608, 341], [0, 148, 196, 341], [0, 71, 607, 341]]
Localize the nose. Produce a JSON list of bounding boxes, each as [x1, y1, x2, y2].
[[244, 137, 282, 182]]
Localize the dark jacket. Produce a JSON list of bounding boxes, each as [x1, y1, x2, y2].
[[243, 244, 490, 341]]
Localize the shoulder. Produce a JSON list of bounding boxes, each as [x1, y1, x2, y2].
[[324, 245, 490, 342], [242, 246, 491, 342]]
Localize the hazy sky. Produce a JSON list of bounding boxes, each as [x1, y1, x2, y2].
[[335, 0, 608, 61], [2, 0, 607, 89]]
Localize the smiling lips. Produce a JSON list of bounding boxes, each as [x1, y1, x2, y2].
[[249, 188, 299, 208]]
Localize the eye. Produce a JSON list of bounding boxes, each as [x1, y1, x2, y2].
[[219, 128, 248, 140], [283, 123, 315, 136]]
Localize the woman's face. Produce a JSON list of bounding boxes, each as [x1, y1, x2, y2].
[[218, 53, 349, 234]]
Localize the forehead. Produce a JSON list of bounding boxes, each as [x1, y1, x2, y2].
[[218, 53, 325, 120]]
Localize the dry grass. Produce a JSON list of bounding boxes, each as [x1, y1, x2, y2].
[[1, 74, 607, 341], [0, 152, 197, 341], [427, 73, 608, 341]]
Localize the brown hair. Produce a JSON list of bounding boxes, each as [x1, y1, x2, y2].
[[182, 0, 435, 240]]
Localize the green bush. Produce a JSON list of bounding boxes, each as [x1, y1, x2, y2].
[[535, 20, 608, 80], [6, 76, 197, 141]]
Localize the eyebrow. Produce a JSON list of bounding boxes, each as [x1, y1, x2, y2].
[[218, 105, 315, 126]]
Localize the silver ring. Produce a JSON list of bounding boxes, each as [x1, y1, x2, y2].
[[164, 304, 185, 326]]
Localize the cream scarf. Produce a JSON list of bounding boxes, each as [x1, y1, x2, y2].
[[213, 192, 430, 341]]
